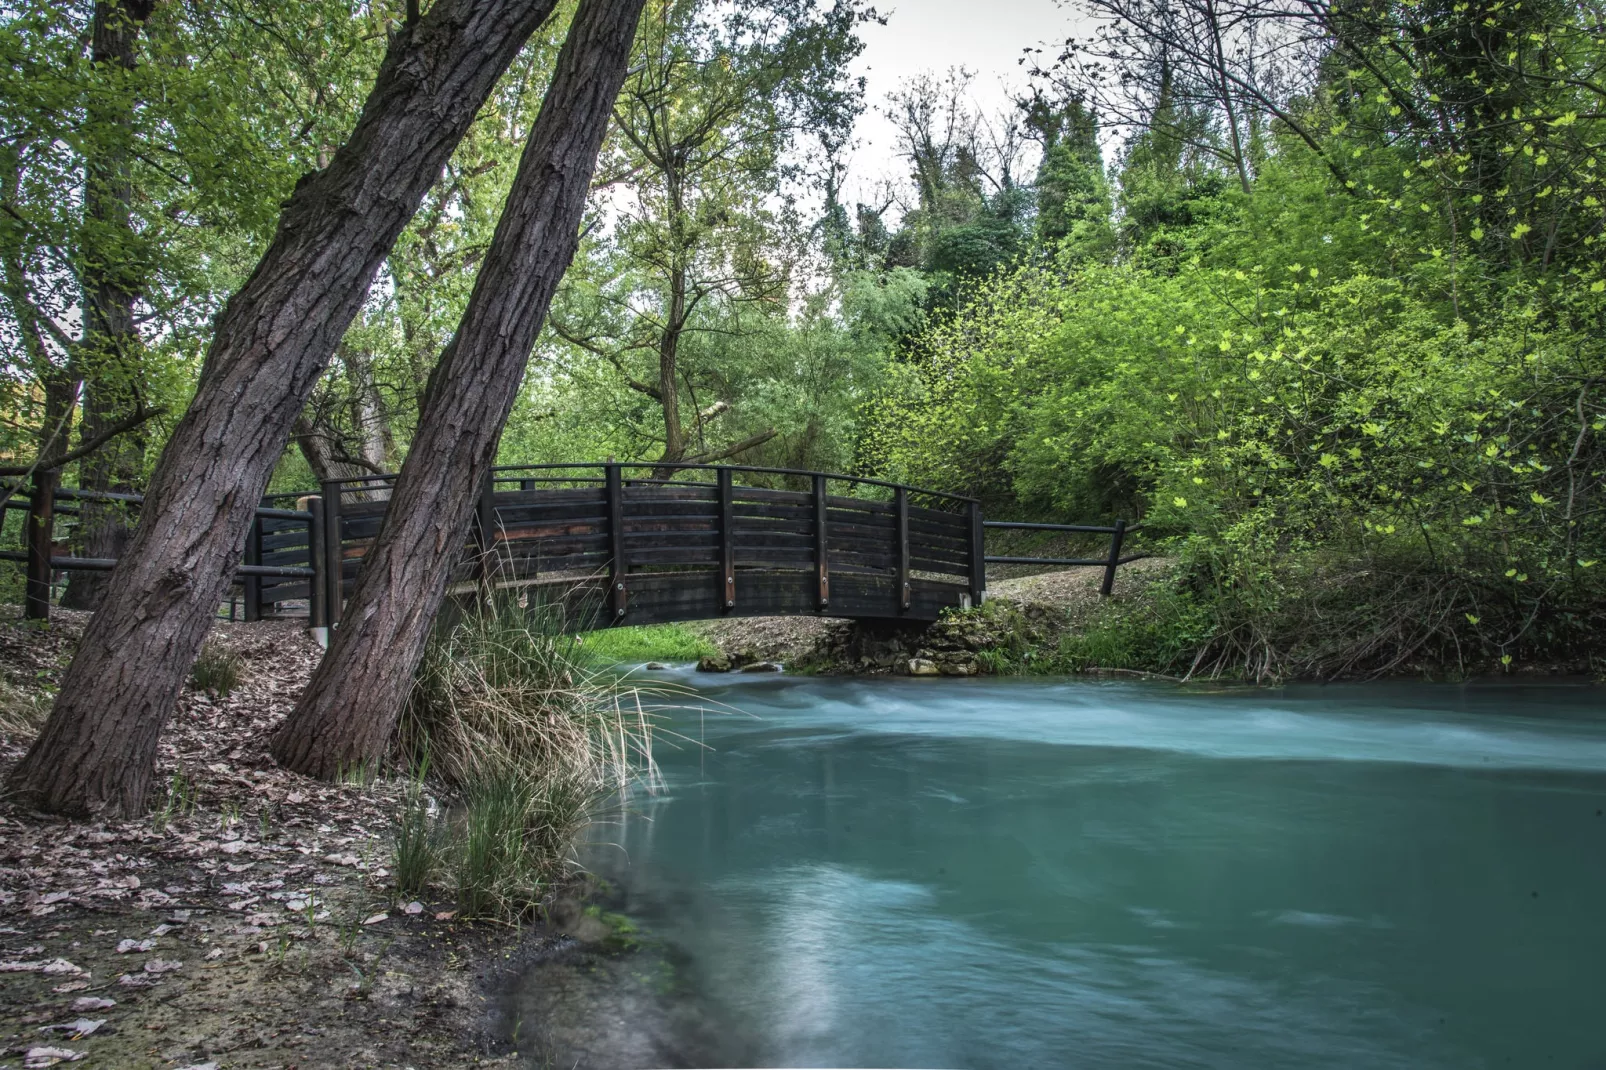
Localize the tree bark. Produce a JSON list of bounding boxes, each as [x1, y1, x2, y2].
[[7, 0, 561, 818], [63, 0, 157, 611], [271, 0, 647, 780]]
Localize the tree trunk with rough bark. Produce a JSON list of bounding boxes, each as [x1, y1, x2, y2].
[[7, 0, 561, 818], [62, 0, 156, 611], [271, 0, 647, 780]]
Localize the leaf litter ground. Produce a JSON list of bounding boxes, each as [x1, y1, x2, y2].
[[0, 609, 535, 1069]]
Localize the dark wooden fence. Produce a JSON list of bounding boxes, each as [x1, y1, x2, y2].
[[3, 462, 1144, 630], [317, 463, 985, 628], [0, 487, 317, 622], [983, 519, 1146, 597]]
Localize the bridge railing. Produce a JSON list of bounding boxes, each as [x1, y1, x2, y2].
[[317, 462, 985, 626], [982, 519, 1148, 597], [1, 486, 318, 622]]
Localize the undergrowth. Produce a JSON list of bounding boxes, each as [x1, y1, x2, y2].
[[983, 549, 1606, 682]]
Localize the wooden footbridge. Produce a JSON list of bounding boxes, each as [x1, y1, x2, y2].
[[5, 463, 1142, 629]]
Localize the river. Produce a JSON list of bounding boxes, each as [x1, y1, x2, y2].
[[509, 671, 1606, 1069]]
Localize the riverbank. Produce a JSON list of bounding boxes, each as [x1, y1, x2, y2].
[[683, 558, 1603, 682], [687, 558, 1180, 678], [0, 612, 534, 1069]]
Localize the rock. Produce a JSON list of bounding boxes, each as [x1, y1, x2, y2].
[[570, 913, 612, 945], [738, 661, 783, 673], [644, 661, 670, 670], [939, 660, 978, 676], [906, 658, 939, 676], [696, 654, 732, 673]]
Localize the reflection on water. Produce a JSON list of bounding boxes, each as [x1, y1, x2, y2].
[[510, 673, 1606, 1069]]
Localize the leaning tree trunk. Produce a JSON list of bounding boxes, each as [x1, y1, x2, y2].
[[62, 0, 156, 611], [7, 0, 562, 818], [271, 0, 648, 779]]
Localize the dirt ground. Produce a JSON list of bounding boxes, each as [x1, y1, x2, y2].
[[0, 612, 526, 1070]]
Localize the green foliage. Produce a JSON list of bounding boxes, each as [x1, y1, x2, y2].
[[577, 624, 717, 665], [866, 67, 1606, 674], [453, 769, 550, 920]]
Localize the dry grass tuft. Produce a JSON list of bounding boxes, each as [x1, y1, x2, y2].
[[0, 677, 46, 740]]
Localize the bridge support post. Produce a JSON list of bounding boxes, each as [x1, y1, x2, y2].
[[305, 496, 328, 637], [1100, 518, 1127, 597], [607, 463, 627, 621], [968, 501, 986, 607], [813, 474, 829, 610], [321, 481, 343, 627], [718, 467, 735, 611], [895, 487, 910, 613], [24, 471, 57, 622], [243, 514, 263, 622], [475, 470, 497, 592]]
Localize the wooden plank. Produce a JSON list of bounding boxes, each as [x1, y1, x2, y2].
[[306, 497, 327, 629], [24, 472, 56, 621], [569, 568, 969, 627], [731, 502, 814, 522], [814, 474, 829, 609], [624, 531, 719, 550], [324, 484, 343, 624], [476, 469, 496, 585], [969, 502, 986, 604], [719, 467, 735, 611], [607, 464, 627, 620], [495, 521, 607, 541], [897, 487, 911, 612], [243, 516, 263, 622], [730, 485, 814, 506]]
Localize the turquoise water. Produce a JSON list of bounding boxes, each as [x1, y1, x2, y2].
[[513, 673, 1606, 1069]]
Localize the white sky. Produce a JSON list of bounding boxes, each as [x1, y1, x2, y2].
[[841, 0, 1094, 203]]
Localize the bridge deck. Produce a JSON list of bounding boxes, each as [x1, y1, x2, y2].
[[320, 463, 984, 628]]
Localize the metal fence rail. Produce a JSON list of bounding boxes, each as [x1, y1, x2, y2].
[[983, 518, 1146, 597]]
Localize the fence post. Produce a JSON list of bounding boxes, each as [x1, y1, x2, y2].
[[24, 471, 58, 621], [243, 513, 263, 622], [322, 481, 343, 627], [718, 467, 735, 611], [305, 496, 327, 635], [476, 469, 497, 591], [968, 501, 986, 608], [895, 487, 910, 613], [1100, 518, 1128, 598], [606, 463, 627, 621], [813, 474, 830, 610]]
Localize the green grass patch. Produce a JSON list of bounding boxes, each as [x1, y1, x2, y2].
[[575, 624, 716, 665]]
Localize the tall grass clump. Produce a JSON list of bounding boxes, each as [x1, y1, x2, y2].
[[392, 777, 443, 900], [399, 593, 659, 920], [189, 641, 244, 696]]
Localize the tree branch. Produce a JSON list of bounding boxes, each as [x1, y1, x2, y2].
[[0, 405, 163, 477]]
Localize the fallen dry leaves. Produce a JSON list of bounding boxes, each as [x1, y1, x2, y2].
[[0, 610, 520, 1069]]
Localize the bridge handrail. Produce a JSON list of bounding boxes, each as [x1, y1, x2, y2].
[[317, 461, 980, 509]]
